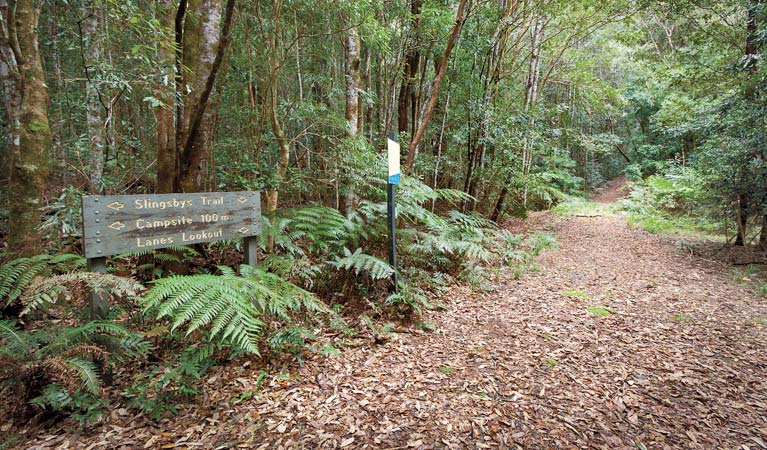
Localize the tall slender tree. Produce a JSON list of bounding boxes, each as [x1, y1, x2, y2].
[[0, 0, 52, 256]]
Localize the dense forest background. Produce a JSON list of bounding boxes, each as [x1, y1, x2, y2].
[[1, 0, 765, 255], [1, 0, 767, 434]]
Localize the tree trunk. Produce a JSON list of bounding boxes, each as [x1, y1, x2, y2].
[[403, 0, 467, 176], [81, 3, 106, 192], [265, 0, 289, 218], [0, 0, 52, 256], [491, 172, 512, 222], [342, 27, 361, 138], [155, 0, 177, 194], [363, 46, 373, 140], [524, 15, 544, 110], [397, 0, 421, 135], [735, 194, 748, 246], [341, 25, 361, 214], [174, 0, 235, 193]]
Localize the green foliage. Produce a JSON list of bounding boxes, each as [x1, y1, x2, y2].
[[551, 198, 617, 216], [0, 253, 85, 309], [260, 206, 350, 256], [619, 171, 724, 238], [37, 186, 84, 246], [385, 284, 432, 317], [124, 342, 216, 420], [438, 366, 455, 375], [20, 272, 145, 318], [113, 246, 200, 280], [0, 319, 150, 424], [142, 264, 329, 355], [269, 326, 317, 357], [561, 288, 589, 301], [330, 248, 394, 280], [524, 232, 559, 256], [586, 306, 611, 317]]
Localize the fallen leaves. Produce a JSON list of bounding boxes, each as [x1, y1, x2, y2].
[[11, 212, 767, 449]]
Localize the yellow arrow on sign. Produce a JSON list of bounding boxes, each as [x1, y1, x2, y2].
[[108, 221, 126, 231], [107, 202, 125, 210], [238, 196, 248, 203], [238, 227, 250, 234]]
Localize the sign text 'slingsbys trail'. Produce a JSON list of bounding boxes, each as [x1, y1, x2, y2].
[[82, 191, 261, 258]]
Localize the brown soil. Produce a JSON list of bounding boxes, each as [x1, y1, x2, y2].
[[592, 176, 629, 203], [15, 213, 767, 449]]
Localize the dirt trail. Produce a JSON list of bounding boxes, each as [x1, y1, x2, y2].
[[22, 213, 767, 449], [592, 176, 629, 203]]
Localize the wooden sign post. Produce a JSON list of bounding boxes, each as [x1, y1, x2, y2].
[[387, 133, 400, 292], [82, 191, 262, 318]]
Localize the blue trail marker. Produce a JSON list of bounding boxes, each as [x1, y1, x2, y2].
[[387, 133, 400, 292]]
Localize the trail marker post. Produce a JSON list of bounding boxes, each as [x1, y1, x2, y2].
[[81, 191, 262, 318], [387, 133, 400, 292]]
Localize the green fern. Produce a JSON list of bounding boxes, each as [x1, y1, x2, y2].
[[21, 272, 144, 317], [287, 207, 348, 248], [142, 264, 329, 355], [62, 357, 101, 395], [269, 326, 317, 355], [113, 245, 200, 261], [330, 248, 394, 280], [260, 254, 323, 288], [0, 254, 85, 307], [0, 318, 150, 422], [0, 319, 35, 357]]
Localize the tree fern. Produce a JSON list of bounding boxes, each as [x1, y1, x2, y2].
[[330, 248, 394, 280], [287, 207, 348, 248], [142, 265, 329, 355]]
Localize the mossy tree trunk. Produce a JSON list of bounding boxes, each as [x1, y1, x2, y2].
[[0, 0, 52, 256]]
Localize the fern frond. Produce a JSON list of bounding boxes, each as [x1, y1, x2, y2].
[[0, 254, 87, 308], [29, 384, 74, 410], [0, 319, 35, 357], [63, 357, 101, 395], [20, 272, 144, 316], [330, 248, 394, 280], [143, 265, 327, 355]]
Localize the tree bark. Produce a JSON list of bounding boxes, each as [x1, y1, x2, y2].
[[174, 0, 235, 193], [265, 0, 289, 216], [0, 0, 52, 256], [397, 0, 421, 135], [735, 194, 748, 246], [341, 25, 361, 214], [80, 3, 106, 192], [760, 214, 767, 250], [342, 27, 361, 138], [155, 0, 177, 194], [403, 0, 467, 176]]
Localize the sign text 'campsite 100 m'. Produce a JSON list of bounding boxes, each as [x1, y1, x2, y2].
[[82, 191, 261, 258]]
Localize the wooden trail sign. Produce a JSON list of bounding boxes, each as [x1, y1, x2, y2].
[[81, 191, 261, 319], [82, 191, 261, 258]]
